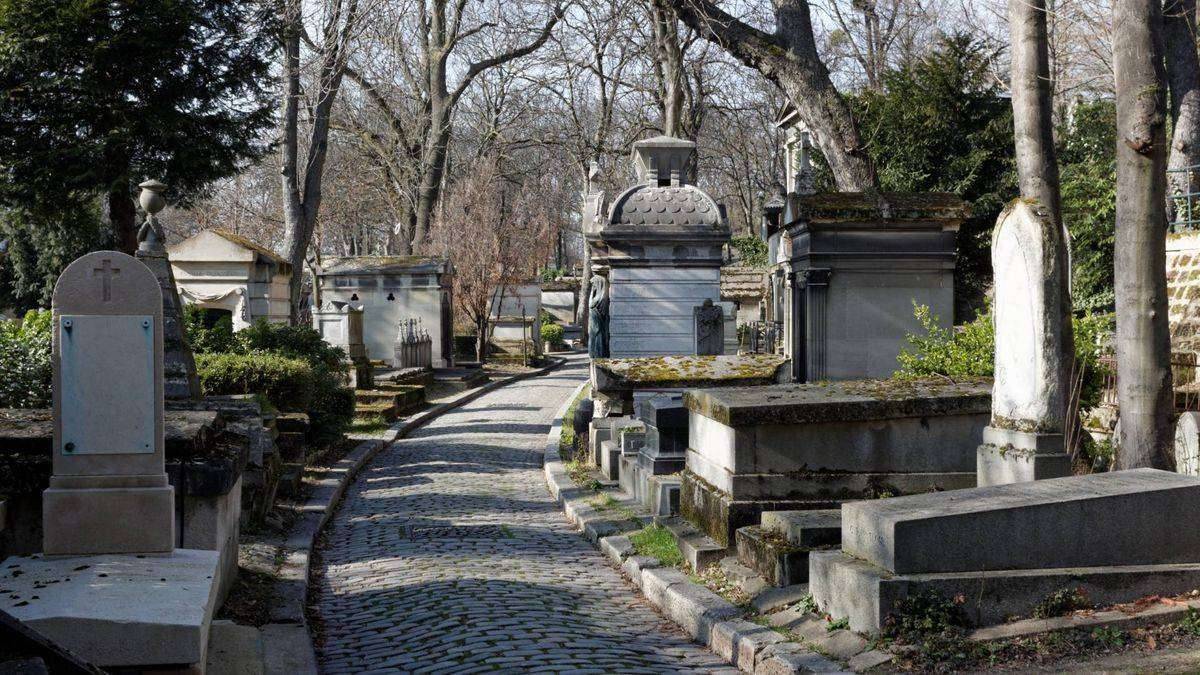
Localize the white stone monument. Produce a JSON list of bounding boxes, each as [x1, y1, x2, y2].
[[977, 200, 1074, 485], [169, 229, 292, 330], [489, 283, 543, 359], [1, 250, 221, 670], [1177, 412, 1200, 476], [312, 299, 371, 388], [44, 250, 176, 554]]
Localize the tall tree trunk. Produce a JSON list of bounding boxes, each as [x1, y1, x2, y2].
[[279, 0, 307, 323], [651, 0, 685, 137], [1165, 0, 1200, 225], [1009, 0, 1063, 226], [105, 180, 137, 255], [1113, 0, 1174, 469], [663, 0, 877, 191]]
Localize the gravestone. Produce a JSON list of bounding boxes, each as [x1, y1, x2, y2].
[[43, 250, 175, 555], [1177, 412, 1200, 476], [313, 300, 372, 388], [976, 200, 1073, 485], [693, 299, 724, 355], [135, 180, 200, 400]]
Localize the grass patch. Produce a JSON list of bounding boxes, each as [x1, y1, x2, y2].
[[559, 383, 591, 457], [630, 524, 684, 568], [588, 493, 638, 521], [559, 384, 599, 489], [349, 415, 391, 434]]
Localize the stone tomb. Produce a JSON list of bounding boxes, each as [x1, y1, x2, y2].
[[768, 192, 966, 381], [488, 282, 543, 361], [169, 229, 292, 330], [810, 469, 1200, 634], [316, 256, 454, 368], [312, 299, 372, 388], [584, 136, 731, 357], [681, 379, 990, 547], [976, 200, 1073, 485], [1, 251, 219, 670]]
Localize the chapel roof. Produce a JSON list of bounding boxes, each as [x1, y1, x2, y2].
[[317, 255, 448, 276], [212, 229, 288, 265]]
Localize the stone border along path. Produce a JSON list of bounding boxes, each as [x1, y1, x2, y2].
[[311, 353, 738, 673], [543, 384, 861, 675], [226, 357, 567, 673]]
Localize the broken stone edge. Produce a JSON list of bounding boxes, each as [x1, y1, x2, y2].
[[279, 357, 568, 669], [542, 383, 847, 674]]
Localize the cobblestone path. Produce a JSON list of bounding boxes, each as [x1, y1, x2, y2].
[[313, 355, 732, 674]]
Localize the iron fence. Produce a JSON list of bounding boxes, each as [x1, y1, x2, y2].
[[1169, 166, 1200, 231]]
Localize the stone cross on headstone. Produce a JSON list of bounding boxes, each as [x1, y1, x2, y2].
[[976, 200, 1073, 485], [43, 250, 175, 555]]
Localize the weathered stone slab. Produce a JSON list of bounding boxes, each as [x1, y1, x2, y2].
[[0, 549, 220, 668], [843, 469, 1200, 575]]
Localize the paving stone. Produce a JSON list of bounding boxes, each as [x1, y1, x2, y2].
[[313, 356, 727, 672], [813, 630, 869, 660], [847, 649, 894, 672]]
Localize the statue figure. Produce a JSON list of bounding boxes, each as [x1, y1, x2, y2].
[[587, 275, 610, 358]]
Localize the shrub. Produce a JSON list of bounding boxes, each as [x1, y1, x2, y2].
[[236, 319, 347, 374], [0, 309, 52, 408], [541, 323, 564, 350], [182, 305, 237, 354], [196, 352, 315, 411], [895, 303, 1112, 410], [730, 235, 769, 267]]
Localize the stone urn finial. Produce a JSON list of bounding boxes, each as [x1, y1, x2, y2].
[[137, 179, 169, 253]]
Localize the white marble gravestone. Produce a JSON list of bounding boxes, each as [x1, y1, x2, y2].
[[977, 200, 1073, 485], [1177, 412, 1200, 476], [43, 250, 175, 555]]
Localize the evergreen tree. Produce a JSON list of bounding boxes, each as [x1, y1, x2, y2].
[[0, 0, 276, 256]]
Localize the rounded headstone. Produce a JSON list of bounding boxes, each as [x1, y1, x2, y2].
[[1176, 412, 1200, 475]]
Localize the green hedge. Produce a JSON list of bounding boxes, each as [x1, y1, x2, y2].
[[0, 309, 51, 408], [196, 351, 315, 410]]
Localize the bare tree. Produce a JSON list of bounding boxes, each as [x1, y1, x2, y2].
[[343, 0, 562, 254], [1010, 0, 1063, 224], [1165, 0, 1200, 223], [279, 0, 367, 321], [815, 0, 940, 90], [1113, 0, 1174, 469], [660, 0, 877, 190]]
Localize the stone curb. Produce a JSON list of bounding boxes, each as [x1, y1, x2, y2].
[[268, 357, 568, 671], [541, 388, 847, 675]]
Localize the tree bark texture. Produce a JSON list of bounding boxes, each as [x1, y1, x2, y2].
[[664, 0, 877, 190], [1113, 0, 1174, 469], [1009, 0, 1063, 226], [1164, 0, 1200, 224]]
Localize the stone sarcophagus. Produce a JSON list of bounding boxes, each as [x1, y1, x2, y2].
[[680, 378, 991, 547]]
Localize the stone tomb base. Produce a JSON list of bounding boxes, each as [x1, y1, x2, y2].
[[976, 426, 1072, 486], [0, 549, 221, 669], [810, 469, 1200, 634]]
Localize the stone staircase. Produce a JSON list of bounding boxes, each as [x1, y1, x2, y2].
[[735, 509, 841, 587], [353, 384, 426, 423]]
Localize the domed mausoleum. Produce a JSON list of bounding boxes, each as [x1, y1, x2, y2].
[[584, 136, 730, 357]]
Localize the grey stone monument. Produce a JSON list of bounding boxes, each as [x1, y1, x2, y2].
[[1177, 412, 1200, 476], [977, 200, 1073, 485], [135, 180, 201, 400], [693, 298, 724, 355], [313, 299, 372, 388], [44, 250, 175, 554]]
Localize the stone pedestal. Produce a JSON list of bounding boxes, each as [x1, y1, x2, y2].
[[636, 394, 688, 477], [976, 427, 1073, 486], [313, 300, 372, 388]]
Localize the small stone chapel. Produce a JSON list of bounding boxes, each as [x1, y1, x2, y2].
[[169, 229, 292, 329]]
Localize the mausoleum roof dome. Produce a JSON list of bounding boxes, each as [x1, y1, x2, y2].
[[607, 183, 724, 228]]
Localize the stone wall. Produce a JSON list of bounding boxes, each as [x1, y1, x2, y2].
[[1167, 232, 1200, 354]]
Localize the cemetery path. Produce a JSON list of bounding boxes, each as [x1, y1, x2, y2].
[[312, 354, 734, 674]]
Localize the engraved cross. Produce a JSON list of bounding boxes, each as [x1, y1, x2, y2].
[[92, 259, 120, 302]]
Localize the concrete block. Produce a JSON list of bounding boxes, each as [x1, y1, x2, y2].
[[600, 440, 621, 481], [760, 509, 841, 548], [43, 484, 174, 555], [599, 535, 634, 564], [977, 444, 1072, 486], [754, 643, 843, 674], [642, 567, 689, 609], [662, 578, 741, 642], [0, 549, 220, 668], [737, 525, 812, 587], [711, 619, 787, 673], [843, 469, 1200, 574]]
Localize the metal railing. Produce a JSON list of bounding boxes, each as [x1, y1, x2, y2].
[[1098, 353, 1200, 413], [1169, 166, 1200, 231], [742, 320, 783, 354], [394, 318, 433, 370]]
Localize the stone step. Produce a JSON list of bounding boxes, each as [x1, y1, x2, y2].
[[735, 525, 812, 587], [354, 402, 397, 422], [718, 556, 768, 597], [760, 509, 841, 548], [275, 462, 305, 498], [659, 516, 727, 572], [843, 468, 1200, 575], [354, 390, 403, 405], [275, 431, 306, 463], [273, 412, 310, 435], [810, 550, 1200, 635], [748, 584, 809, 614]]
